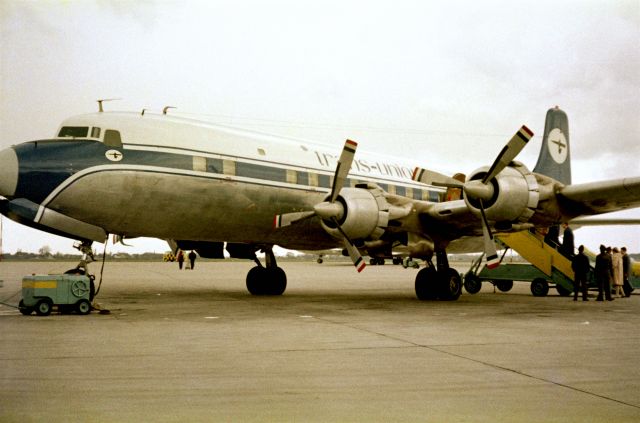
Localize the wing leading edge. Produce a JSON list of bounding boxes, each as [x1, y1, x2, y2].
[[558, 177, 640, 216]]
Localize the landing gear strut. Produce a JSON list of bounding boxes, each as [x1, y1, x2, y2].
[[414, 250, 462, 301], [246, 246, 287, 296]]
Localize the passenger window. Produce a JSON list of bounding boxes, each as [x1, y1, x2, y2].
[[58, 126, 88, 138], [104, 130, 122, 148], [286, 170, 297, 184], [91, 127, 101, 138]]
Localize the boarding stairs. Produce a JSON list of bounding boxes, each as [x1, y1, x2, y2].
[[495, 230, 575, 292]]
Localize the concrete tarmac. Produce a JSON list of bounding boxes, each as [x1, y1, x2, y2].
[[1, 260, 639, 422]]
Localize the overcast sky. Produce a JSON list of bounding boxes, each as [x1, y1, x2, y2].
[[1, 0, 638, 255]]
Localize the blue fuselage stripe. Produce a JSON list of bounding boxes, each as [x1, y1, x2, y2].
[[13, 139, 442, 205]]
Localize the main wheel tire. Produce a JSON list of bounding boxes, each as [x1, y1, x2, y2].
[[531, 278, 550, 297], [496, 280, 514, 292], [246, 266, 268, 295], [76, 299, 92, 315], [265, 267, 287, 296], [415, 267, 438, 300], [463, 273, 482, 294], [35, 298, 53, 316], [246, 266, 287, 296], [439, 268, 463, 301]]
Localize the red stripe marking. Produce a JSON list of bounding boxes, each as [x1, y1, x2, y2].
[[521, 125, 534, 137], [273, 215, 280, 228], [346, 139, 358, 148], [486, 255, 499, 269], [412, 167, 419, 180]]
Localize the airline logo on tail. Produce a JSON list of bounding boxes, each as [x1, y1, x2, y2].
[[547, 128, 568, 164]]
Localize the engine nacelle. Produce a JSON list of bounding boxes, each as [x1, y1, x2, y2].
[[464, 162, 539, 224], [319, 186, 390, 241]]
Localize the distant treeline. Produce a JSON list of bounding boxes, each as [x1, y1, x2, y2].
[[1, 251, 164, 261], [1, 251, 638, 262]]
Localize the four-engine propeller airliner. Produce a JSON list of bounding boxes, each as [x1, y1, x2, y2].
[[1, 105, 639, 300]]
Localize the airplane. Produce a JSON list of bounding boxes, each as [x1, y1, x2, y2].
[[0, 105, 639, 300]]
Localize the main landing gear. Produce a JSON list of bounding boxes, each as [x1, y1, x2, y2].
[[245, 246, 287, 296], [414, 250, 463, 301]]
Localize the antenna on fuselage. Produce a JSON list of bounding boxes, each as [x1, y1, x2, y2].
[[97, 98, 121, 112], [163, 106, 176, 115], [141, 108, 148, 116]]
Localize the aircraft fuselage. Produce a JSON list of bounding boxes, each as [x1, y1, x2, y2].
[[2, 112, 443, 250]]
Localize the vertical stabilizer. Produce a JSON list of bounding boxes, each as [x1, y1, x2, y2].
[[533, 107, 571, 185]]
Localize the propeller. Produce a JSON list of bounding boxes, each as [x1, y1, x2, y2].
[[412, 125, 534, 268], [274, 139, 366, 272]]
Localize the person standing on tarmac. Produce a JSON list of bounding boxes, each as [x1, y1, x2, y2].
[[612, 247, 624, 298], [188, 250, 197, 270], [595, 245, 614, 301], [177, 250, 185, 270], [621, 247, 631, 297], [571, 245, 590, 301]]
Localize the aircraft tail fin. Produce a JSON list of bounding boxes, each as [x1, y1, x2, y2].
[[533, 107, 571, 185]]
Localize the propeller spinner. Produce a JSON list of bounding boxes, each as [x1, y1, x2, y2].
[[412, 125, 534, 268], [274, 139, 366, 272]]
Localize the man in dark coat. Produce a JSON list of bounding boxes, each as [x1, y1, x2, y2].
[[188, 250, 197, 270], [544, 225, 560, 249], [595, 245, 614, 301], [561, 224, 575, 257], [621, 247, 631, 297], [571, 245, 590, 301]]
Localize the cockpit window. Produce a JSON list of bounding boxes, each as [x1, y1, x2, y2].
[[91, 127, 101, 138], [104, 129, 122, 147], [58, 126, 89, 138]]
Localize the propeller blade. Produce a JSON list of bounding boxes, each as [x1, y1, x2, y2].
[[331, 217, 366, 272], [412, 167, 461, 187], [343, 237, 366, 273], [478, 200, 499, 269], [273, 211, 315, 228], [482, 125, 534, 184], [432, 180, 465, 189], [329, 139, 357, 203]]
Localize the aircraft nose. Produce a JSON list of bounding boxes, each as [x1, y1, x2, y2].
[[0, 147, 18, 198]]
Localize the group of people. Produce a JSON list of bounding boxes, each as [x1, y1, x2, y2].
[[176, 250, 197, 270], [571, 243, 631, 301]]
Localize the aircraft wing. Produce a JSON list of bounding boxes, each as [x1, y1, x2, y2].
[[558, 177, 640, 216], [569, 218, 640, 227]]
